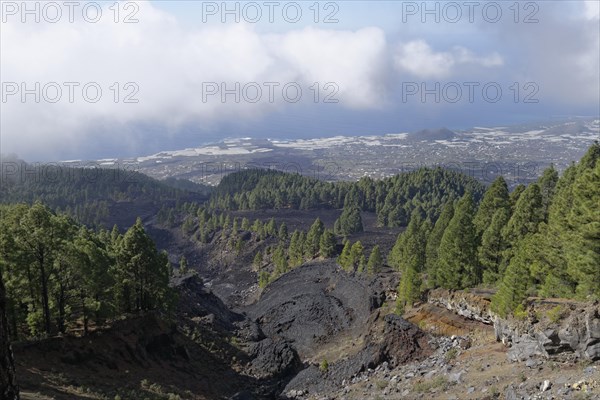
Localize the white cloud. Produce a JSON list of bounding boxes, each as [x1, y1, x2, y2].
[[272, 26, 388, 108], [393, 40, 503, 79], [1, 1, 598, 160], [583, 1, 600, 20], [0, 1, 388, 158]]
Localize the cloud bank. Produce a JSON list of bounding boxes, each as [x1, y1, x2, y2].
[[1, 1, 598, 160]]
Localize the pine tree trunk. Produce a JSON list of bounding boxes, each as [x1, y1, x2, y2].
[[1, 274, 20, 399], [38, 253, 52, 334]]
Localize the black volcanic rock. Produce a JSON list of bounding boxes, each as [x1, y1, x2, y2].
[[248, 338, 301, 379], [245, 261, 373, 358]]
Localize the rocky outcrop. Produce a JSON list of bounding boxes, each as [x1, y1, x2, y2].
[[427, 288, 495, 325], [495, 304, 600, 362], [377, 314, 432, 366], [283, 313, 431, 396], [246, 262, 373, 358], [248, 338, 301, 379], [426, 290, 600, 362]]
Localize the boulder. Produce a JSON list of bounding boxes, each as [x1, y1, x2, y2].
[[248, 338, 301, 379]]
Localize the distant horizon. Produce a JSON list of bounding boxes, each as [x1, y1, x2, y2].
[[2, 1, 598, 161], [1, 114, 598, 163]]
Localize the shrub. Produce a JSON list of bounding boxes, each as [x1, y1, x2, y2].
[[445, 347, 458, 361], [319, 359, 329, 373], [546, 305, 565, 323]]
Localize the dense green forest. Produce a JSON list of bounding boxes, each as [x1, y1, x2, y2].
[[390, 143, 599, 315], [0, 203, 173, 339], [157, 143, 599, 318], [1, 143, 597, 338], [0, 160, 206, 227], [210, 167, 485, 227]]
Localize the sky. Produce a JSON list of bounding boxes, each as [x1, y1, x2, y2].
[[1, 0, 599, 161]]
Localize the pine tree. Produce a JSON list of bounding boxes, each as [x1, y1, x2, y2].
[[235, 237, 244, 255], [473, 176, 510, 237], [334, 206, 363, 236], [258, 271, 271, 288], [337, 240, 352, 272], [111, 224, 121, 248], [387, 205, 408, 228], [436, 193, 479, 289], [357, 254, 367, 273], [367, 245, 383, 274], [566, 160, 600, 298], [510, 184, 526, 207], [251, 219, 262, 233], [179, 256, 188, 275], [537, 165, 559, 221], [182, 215, 195, 236], [241, 217, 251, 231], [197, 209, 207, 227], [394, 208, 427, 310], [13, 202, 66, 334], [396, 262, 421, 315], [319, 229, 337, 258], [266, 218, 277, 237], [305, 218, 325, 259], [502, 183, 543, 250], [273, 244, 288, 275], [278, 222, 288, 241], [166, 209, 175, 227], [199, 227, 209, 243], [288, 230, 305, 267], [333, 219, 342, 236], [388, 231, 406, 271], [425, 201, 454, 281], [479, 208, 510, 284], [253, 251, 264, 269], [532, 163, 580, 297], [349, 241, 365, 272], [72, 227, 114, 335], [113, 218, 171, 313], [529, 225, 575, 298], [491, 237, 533, 317]]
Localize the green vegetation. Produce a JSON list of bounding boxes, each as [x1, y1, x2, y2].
[[305, 218, 325, 258], [546, 305, 565, 323], [0, 161, 205, 227], [336, 239, 370, 274], [367, 245, 383, 274], [0, 203, 173, 339], [3, 142, 598, 328], [338, 240, 352, 272], [425, 201, 454, 282], [413, 376, 451, 393], [210, 167, 484, 227], [445, 347, 458, 361], [334, 205, 363, 236], [387, 142, 599, 316], [209, 142, 597, 317], [319, 229, 337, 259], [436, 193, 479, 289], [392, 208, 428, 312], [258, 271, 271, 288], [319, 358, 329, 373]]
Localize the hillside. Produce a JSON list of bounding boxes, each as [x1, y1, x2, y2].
[[0, 142, 598, 400], [0, 159, 208, 228]]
